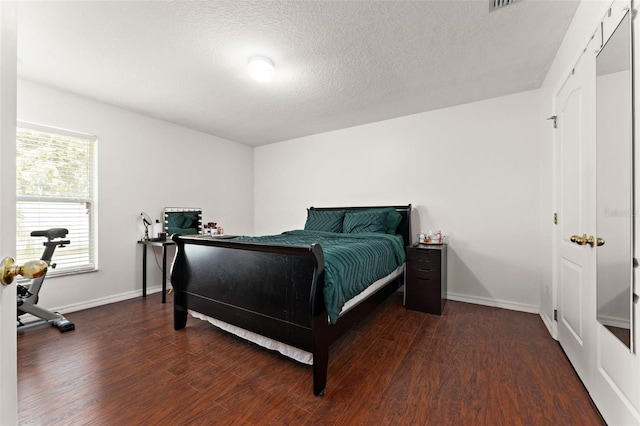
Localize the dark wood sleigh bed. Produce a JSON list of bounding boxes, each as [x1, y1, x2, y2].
[[170, 205, 412, 396]]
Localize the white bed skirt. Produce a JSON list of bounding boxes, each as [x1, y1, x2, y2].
[[188, 263, 405, 365]]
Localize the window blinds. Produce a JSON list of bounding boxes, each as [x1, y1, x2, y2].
[[16, 125, 97, 275]]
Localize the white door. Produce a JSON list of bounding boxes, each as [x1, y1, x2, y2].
[[555, 48, 597, 390], [0, 2, 18, 425], [0, 274, 17, 426], [554, 3, 640, 423], [587, 4, 640, 424]]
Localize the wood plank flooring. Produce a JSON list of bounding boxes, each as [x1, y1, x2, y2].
[[18, 292, 604, 425]]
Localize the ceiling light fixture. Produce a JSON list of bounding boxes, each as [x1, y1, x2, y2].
[[247, 56, 275, 82]]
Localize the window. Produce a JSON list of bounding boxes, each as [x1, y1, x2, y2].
[[16, 123, 97, 275]]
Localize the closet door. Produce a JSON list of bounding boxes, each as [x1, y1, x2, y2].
[[554, 45, 597, 390], [553, 3, 640, 423], [589, 5, 640, 424]]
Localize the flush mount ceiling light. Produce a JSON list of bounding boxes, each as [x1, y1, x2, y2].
[[247, 56, 275, 82]]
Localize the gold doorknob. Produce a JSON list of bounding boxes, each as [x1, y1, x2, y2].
[[0, 257, 48, 286], [597, 237, 605, 247], [570, 234, 596, 247], [570, 234, 587, 245]]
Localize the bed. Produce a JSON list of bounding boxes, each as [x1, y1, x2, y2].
[[170, 205, 412, 396]]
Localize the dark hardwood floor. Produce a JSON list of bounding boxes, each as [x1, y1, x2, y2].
[[18, 292, 604, 425]]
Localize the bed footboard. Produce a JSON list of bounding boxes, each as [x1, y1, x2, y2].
[[171, 236, 329, 394]]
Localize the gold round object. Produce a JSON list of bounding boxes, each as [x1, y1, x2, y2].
[[1, 257, 48, 286], [0, 257, 16, 285]]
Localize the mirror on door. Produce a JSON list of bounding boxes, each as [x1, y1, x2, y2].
[[595, 11, 633, 350]]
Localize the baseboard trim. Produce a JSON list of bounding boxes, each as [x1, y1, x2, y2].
[[446, 292, 540, 314], [60, 285, 164, 313], [597, 315, 630, 329], [18, 285, 163, 324], [540, 311, 558, 340], [23, 287, 539, 326]]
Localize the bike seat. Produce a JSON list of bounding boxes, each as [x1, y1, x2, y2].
[[30, 228, 69, 240]]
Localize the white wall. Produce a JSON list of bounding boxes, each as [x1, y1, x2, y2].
[[255, 90, 542, 312], [16, 78, 254, 312]]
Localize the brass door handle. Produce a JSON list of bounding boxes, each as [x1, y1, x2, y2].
[[597, 237, 605, 247], [570, 234, 587, 245], [570, 234, 596, 247], [0, 257, 47, 286]]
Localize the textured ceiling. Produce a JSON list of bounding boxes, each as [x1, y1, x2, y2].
[[17, 0, 580, 147]]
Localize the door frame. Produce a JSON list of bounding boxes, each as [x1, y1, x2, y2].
[[0, 2, 18, 424]]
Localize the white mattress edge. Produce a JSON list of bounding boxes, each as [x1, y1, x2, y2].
[[189, 309, 314, 365]]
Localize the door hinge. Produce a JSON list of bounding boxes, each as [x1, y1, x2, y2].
[[553, 213, 558, 225], [547, 115, 557, 129], [553, 309, 558, 321]]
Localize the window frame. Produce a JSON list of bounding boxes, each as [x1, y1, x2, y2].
[[15, 121, 98, 277]]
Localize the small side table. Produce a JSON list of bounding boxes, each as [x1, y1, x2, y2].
[[404, 243, 447, 315], [137, 239, 175, 303]]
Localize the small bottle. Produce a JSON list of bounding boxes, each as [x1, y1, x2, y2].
[[152, 219, 162, 239], [419, 231, 425, 244]]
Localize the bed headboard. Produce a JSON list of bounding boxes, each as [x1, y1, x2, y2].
[[310, 205, 412, 248]]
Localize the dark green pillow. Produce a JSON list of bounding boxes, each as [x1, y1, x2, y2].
[[343, 210, 387, 233], [383, 208, 402, 235], [304, 209, 345, 233], [343, 208, 402, 234]]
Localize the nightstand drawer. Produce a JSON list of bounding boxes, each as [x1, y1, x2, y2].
[[405, 276, 442, 314], [407, 249, 440, 263], [407, 275, 440, 289], [407, 261, 440, 277]]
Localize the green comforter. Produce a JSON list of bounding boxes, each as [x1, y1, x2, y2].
[[235, 230, 406, 323]]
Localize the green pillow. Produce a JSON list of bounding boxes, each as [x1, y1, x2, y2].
[[383, 208, 402, 235], [304, 209, 345, 233], [343, 208, 402, 234], [343, 210, 387, 233]]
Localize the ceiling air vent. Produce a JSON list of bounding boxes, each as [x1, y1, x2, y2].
[[489, 0, 518, 12]]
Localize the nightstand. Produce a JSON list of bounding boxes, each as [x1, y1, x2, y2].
[[404, 243, 447, 315]]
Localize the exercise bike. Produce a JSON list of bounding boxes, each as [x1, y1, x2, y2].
[[17, 228, 75, 333]]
